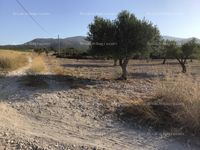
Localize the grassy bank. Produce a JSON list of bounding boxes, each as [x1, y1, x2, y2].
[[0, 50, 28, 71]]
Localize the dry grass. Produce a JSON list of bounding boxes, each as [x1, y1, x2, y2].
[[27, 55, 47, 74], [47, 58, 84, 77], [0, 50, 28, 71], [119, 75, 200, 135], [154, 76, 200, 133], [51, 61, 75, 76], [47, 58, 200, 82], [48, 58, 122, 80]]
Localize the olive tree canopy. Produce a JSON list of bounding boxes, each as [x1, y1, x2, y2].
[[88, 10, 160, 79]]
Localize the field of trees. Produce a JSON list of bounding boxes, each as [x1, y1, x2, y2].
[[0, 10, 200, 150]]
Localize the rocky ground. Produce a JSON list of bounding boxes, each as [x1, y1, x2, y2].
[[0, 57, 199, 150]]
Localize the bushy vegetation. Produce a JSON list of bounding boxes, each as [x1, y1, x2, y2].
[[56, 47, 89, 59]]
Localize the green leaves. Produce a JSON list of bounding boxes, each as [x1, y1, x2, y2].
[[181, 38, 199, 59], [87, 10, 160, 60], [161, 39, 200, 73], [163, 40, 179, 58], [87, 16, 117, 57], [163, 38, 200, 60]]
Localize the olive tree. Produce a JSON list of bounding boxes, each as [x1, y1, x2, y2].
[[88, 10, 160, 80], [165, 39, 199, 73], [178, 39, 199, 72]]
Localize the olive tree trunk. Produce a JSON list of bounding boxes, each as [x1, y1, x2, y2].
[[162, 58, 166, 64], [119, 58, 129, 80], [114, 59, 118, 66], [177, 58, 187, 73], [181, 63, 186, 73]]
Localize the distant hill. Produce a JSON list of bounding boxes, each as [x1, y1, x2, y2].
[[25, 36, 90, 50], [162, 36, 200, 45]]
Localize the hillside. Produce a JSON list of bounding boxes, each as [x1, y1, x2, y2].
[[25, 36, 90, 50], [162, 35, 200, 45]]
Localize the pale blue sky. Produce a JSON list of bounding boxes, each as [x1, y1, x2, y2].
[[0, 0, 200, 45]]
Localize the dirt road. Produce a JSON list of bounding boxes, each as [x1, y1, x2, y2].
[[0, 57, 199, 150]]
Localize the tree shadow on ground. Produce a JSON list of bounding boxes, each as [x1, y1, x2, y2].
[[61, 64, 113, 68], [19, 74, 99, 89], [131, 62, 179, 67], [0, 74, 101, 102], [129, 72, 165, 79]]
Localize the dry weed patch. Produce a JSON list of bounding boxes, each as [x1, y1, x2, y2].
[[27, 55, 47, 74], [0, 50, 28, 71], [119, 75, 200, 135]]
